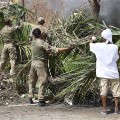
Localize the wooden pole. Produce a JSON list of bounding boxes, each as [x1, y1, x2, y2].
[[22, 0, 25, 21], [22, 0, 24, 8]]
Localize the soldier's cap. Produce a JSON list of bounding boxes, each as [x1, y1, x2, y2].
[[37, 17, 45, 24]]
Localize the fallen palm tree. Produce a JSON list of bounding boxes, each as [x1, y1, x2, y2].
[[0, 4, 120, 105], [47, 11, 120, 104]]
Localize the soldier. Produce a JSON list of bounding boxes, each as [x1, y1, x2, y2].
[[29, 28, 70, 107], [29, 17, 48, 42], [0, 19, 23, 82], [29, 17, 53, 82]]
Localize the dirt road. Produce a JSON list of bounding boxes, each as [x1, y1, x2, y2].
[[0, 104, 120, 120]]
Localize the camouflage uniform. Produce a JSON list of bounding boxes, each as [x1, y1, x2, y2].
[[29, 38, 58, 100], [0, 25, 17, 76]]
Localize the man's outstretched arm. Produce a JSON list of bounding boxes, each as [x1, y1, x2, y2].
[[57, 48, 70, 52]]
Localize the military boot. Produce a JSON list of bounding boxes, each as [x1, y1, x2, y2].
[[38, 99, 45, 107], [29, 98, 34, 104]]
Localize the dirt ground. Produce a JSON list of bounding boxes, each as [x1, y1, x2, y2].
[[0, 103, 120, 120], [0, 81, 120, 120]]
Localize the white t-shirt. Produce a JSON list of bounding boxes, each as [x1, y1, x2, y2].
[[90, 43, 119, 79]]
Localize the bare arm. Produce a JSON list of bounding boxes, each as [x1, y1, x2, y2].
[[58, 48, 71, 52], [42, 41, 71, 54]]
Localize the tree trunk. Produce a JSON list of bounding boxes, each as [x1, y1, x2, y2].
[[88, 0, 100, 21]]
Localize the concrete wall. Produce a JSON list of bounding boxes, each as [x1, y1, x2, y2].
[[45, 0, 120, 27], [100, 0, 120, 27], [47, 0, 120, 27], [25, 0, 120, 27]]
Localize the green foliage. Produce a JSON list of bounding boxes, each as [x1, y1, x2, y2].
[[0, 3, 33, 24], [14, 24, 32, 86], [1, 4, 120, 104], [48, 11, 120, 104], [0, 4, 32, 87]]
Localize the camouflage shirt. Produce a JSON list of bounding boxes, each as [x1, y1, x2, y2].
[[31, 38, 58, 61], [0, 25, 16, 44]]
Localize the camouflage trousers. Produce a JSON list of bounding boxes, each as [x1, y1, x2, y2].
[[0, 43, 17, 77], [29, 60, 48, 100]]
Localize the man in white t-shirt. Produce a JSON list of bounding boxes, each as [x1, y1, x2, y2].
[[90, 29, 120, 115]]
